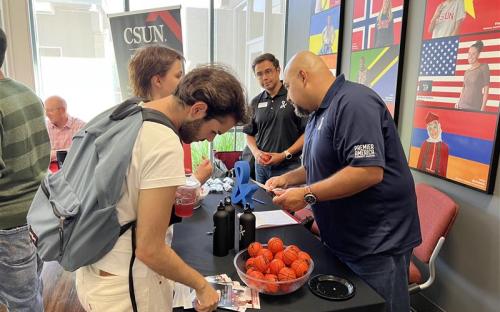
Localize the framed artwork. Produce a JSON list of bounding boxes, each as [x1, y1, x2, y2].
[[309, 0, 344, 75], [348, 0, 409, 120], [408, 0, 500, 193]]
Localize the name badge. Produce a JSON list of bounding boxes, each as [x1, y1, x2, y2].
[[257, 102, 268, 108]]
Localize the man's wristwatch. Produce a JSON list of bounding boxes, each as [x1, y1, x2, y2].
[[304, 185, 317, 205], [284, 150, 293, 160]]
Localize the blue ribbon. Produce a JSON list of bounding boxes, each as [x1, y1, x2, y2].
[[231, 161, 258, 208]]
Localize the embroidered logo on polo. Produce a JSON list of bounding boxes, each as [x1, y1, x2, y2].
[[354, 144, 376, 158], [280, 101, 287, 109]]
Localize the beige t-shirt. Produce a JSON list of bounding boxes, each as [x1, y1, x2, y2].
[[93, 121, 186, 277]]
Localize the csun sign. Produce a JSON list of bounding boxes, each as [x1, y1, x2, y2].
[[123, 25, 166, 44]]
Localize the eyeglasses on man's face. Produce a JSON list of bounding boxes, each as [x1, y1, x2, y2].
[[255, 67, 277, 79]]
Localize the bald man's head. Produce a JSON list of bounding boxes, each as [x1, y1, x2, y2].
[[283, 51, 335, 115], [44, 95, 68, 127]]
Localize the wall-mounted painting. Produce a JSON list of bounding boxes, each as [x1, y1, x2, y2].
[[409, 0, 500, 193], [348, 0, 409, 121], [309, 0, 344, 75]]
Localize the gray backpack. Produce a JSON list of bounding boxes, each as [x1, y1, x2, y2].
[[27, 99, 179, 311]]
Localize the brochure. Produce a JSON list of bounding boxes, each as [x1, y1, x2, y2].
[[206, 274, 260, 311], [173, 274, 260, 311]]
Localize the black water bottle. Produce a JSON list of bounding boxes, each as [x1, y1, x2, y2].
[[224, 196, 235, 250], [238, 203, 256, 250], [213, 201, 229, 257]]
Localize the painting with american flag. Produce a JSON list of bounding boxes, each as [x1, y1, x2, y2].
[[409, 0, 500, 193], [416, 31, 500, 113]]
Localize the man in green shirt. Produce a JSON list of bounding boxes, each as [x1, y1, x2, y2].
[[0, 27, 50, 311]]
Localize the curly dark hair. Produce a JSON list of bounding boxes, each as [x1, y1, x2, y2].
[[173, 64, 249, 125]]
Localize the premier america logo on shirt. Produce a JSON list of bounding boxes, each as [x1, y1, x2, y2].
[[354, 144, 376, 158]]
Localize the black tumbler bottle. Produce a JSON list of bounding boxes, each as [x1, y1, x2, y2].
[[224, 196, 235, 250], [213, 201, 229, 257], [238, 204, 256, 250]]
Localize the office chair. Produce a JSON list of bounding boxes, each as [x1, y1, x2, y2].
[[409, 183, 459, 294], [214, 151, 243, 170]]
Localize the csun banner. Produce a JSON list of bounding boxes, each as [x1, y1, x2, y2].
[[109, 7, 183, 98], [108, 7, 192, 173]]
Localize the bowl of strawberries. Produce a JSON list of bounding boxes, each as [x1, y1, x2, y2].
[[234, 237, 314, 295]]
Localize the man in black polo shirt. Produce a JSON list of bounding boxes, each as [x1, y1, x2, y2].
[[267, 51, 421, 312], [243, 53, 307, 183]]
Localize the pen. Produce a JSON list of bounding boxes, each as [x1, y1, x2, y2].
[[250, 178, 268, 190], [252, 197, 265, 204]]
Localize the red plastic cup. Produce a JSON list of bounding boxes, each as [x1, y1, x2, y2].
[[174, 184, 197, 217], [174, 202, 195, 217]]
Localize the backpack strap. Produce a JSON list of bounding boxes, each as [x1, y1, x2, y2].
[[119, 221, 136, 236], [141, 107, 180, 137], [117, 221, 138, 312], [129, 222, 138, 312], [111, 98, 180, 138], [142, 107, 185, 225], [109, 97, 144, 121]]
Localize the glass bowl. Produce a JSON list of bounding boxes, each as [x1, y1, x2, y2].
[[233, 246, 314, 295]]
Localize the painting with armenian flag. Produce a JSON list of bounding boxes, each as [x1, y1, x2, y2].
[[409, 0, 500, 193]]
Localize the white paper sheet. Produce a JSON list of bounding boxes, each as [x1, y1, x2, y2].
[[238, 210, 299, 229]]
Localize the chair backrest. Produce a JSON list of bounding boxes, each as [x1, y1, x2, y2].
[[214, 151, 242, 170], [413, 183, 459, 263]]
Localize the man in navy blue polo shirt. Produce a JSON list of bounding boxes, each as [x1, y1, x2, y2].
[[266, 51, 421, 312]]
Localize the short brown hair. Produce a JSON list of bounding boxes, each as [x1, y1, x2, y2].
[[174, 65, 249, 124], [128, 44, 184, 99]]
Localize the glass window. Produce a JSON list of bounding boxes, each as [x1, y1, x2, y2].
[[212, 0, 286, 157], [32, 0, 125, 122], [31, 0, 286, 171], [128, 0, 210, 72]]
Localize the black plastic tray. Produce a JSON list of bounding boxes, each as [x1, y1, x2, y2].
[[308, 274, 355, 300]]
